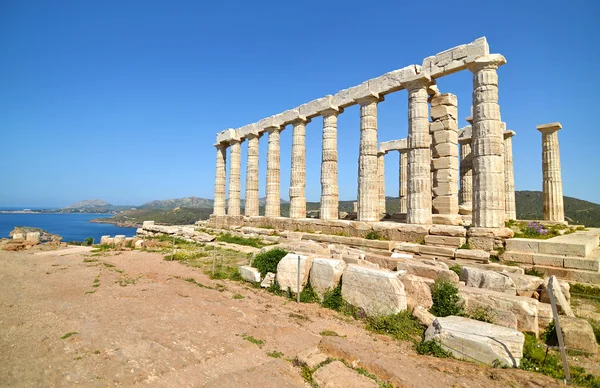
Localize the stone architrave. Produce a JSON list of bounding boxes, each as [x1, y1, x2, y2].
[[458, 125, 473, 210], [504, 130, 516, 220], [399, 150, 408, 213], [227, 138, 242, 216], [213, 144, 227, 216], [468, 54, 507, 228], [289, 119, 309, 219], [265, 126, 282, 217], [244, 133, 261, 217], [378, 151, 386, 215], [537, 123, 564, 221], [405, 74, 432, 224], [320, 108, 341, 220], [356, 94, 382, 222]]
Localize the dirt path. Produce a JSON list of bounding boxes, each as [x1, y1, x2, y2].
[[0, 248, 561, 387]]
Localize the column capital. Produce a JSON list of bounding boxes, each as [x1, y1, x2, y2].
[[467, 54, 506, 72], [244, 132, 263, 140], [318, 106, 343, 117], [537, 122, 562, 133], [504, 130, 516, 139], [265, 126, 283, 134], [213, 142, 228, 149], [377, 150, 387, 156], [355, 93, 384, 106], [291, 117, 311, 125], [401, 72, 432, 90]]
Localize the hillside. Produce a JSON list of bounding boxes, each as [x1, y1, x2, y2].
[[65, 199, 111, 208], [515, 190, 600, 226], [140, 197, 213, 209]]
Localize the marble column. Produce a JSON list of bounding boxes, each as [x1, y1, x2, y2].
[[357, 94, 382, 222], [378, 151, 386, 215], [244, 133, 261, 217], [458, 134, 472, 206], [289, 119, 309, 218], [537, 122, 564, 221], [227, 139, 242, 216], [213, 144, 227, 216], [503, 130, 517, 220], [468, 55, 506, 228], [320, 108, 340, 220], [405, 74, 432, 225], [265, 126, 282, 217], [398, 150, 408, 213]]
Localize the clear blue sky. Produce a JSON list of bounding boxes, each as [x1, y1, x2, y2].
[[1, 0, 598, 208]]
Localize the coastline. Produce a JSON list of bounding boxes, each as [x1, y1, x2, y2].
[[89, 218, 141, 228]]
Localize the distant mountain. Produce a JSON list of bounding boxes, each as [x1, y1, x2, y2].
[[140, 197, 213, 209], [65, 199, 111, 209], [515, 190, 600, 227]]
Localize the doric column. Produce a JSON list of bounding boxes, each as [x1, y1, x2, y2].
[[504, 130, 517, 220], [265, 126, 282, 217], [320, 108, 341, 220], [405, 74, 432, 225], [213, 144, 227, 216], [458, 125, 473, 208], [537, 123, 564, 221], [399, 150, 408, 213], [468, 54, 507, 228], [244, 133, 261, 217], [227, 138, 242, 216], [378, 151, 386, 215], [289, 118, 309, 218], [356, 94, 382, 222]]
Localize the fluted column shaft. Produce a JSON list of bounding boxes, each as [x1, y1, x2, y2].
[[213, 144, 227, 216], [504, 131, 516, 220], [265, 127, 282, 217], [357, 95, 381, 221], [399, 151, 408, 213], [227, 139, 242, 216], [538, 123, 564, 221], [378, 151, 386, 215], [469, 55, 506, 228], [289, 119, 308, 218], [320, 109, 340, 220], [459, 141, 473, 205], [406, 76, 432, 225], [245, 134, 260, 216]]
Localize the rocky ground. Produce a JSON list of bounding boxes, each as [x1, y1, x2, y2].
[[0, 246, 567, 387]]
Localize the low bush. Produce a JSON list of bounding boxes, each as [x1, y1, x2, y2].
[[216, 233, 266, 248], [299, 284, 320, 304], [365, 231, 382, 240], [365, 311, 424, 343], [524, 267, 545, 278], [321, 284, 343, 311], [469, 306, 496, 324], [416, 340, 453, 358], [430, 279, 465, 317], [253, 248, 288, 276], [449, 265, 462, 277]]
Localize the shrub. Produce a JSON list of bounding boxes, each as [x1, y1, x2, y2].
[[430, 279, 465, 317], [524, 267, 545, 278], [84, 237, 94, 246], [365, 311, 424, 343], [365, 231, 381, 240], [590, 319, 600, 344], [416, 340, 452, 358], [321, 284, 343, 311], [216, 233, 266, 248], [458, 242, 471, 250], [253, 248, 288, 276], [299, 284, 320, 304], [469, 306, 496, 324], [449, 265, 462, 277]]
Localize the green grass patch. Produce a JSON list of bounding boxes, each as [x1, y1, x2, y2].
[[469, 306, 496, 324], [366, 311, 424, 343], [458, 242, 471, 250], [449, 265, 462, 277], [216, 233, 267, 248], [365, 231, 388, 240], [83, 258, 98, 263], [524, 267, 545, 278], [267, 350, 283, 358], [320, 330, 341, 337], [242, 333, 264, 346], [232, 293, 245, 300], [91, 244, 112, 252], [253, 248, 288, 276], [299, 284, 320, 304], [61, 332, 78, 339], [416, 340, 453, 358]]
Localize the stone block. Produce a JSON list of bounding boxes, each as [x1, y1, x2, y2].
[[367, 64, 419, 95], [460, 267, 516, 294], [432, 182, 459, 196], [313, 361, 379, 388], [540, 276, 574, 317], [455, 249, 490, 262], [425, 316, 524, 367], [424, 235, 466, 247], [341, 264, 407, 316], [419, 245, 456, 258], [429, 225, 467, 237], [434, 169, 459, 182], [309, 258, 346, 299], [501, 251, 534, 264], [506, 238, 539, 253], [396, 262, 459, 283], [12, 233, 24, 240], [216, 128, 236, 143], [504, 273, 544, 298], [413, 305, 435, 327], [400, 274, 433, 310], [432, 143, 459, 158], [538, 232, 598, 258], [238, 266, 261, 283], [380, 138, 408, 153], [431, 130, 458, 145], [431, 93, 458, 106], [558, 317, 598, 354], [392, 242, 421, 254], [276, 254, 314, 293], [563, 257, 600, 271], [331, 82, 371, 108], [430, 105, 457, 120], [468, 237, 495, 251], [431, 156, 458, 170], [431, 214, 463, 225], [532, 253, 563, 267], [298, 96, 337, 118], [297, 347, 329, 370], [261, 272, 275, 288], [25, 232, 41, 244]]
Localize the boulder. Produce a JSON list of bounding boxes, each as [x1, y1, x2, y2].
[[309, 258, 346, 298], [558, 316, 598, 354], [134, 239, 145, 248], [238, 266, 261, 283], [100, 235, 111, 245], [540, 276, 574, 317], [276, 254, 314, 293], [260, 272, 275, 288], [413, 305, 435, 327], [341, 264, 407, 316], [504, 272, 544, 298], [400, 274, 433, 310], [312, 361, 379, 388], [425, 316, 524, 367], [25, 232, 41, 244], [296, 346, 328, 369], [460, 286, 540, 336], [12, 233, 24, 240], [396, 262, 459, 283], [460, 267, 516, 294], [540, 277, 571, 303], [113, 235, 126, 246]]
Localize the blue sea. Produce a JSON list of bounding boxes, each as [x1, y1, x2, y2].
[[0, 213, 137, 242]]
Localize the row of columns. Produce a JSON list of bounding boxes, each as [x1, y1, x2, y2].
[[214, 54, 515, 228]]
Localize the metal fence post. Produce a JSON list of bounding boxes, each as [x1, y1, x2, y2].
[[547, 275, 571, 384], [297, 254, 301, 303]]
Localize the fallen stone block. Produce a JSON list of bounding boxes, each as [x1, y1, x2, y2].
[[429, 225, 467, 237], [310, 258, 346, 299], [341, 264, 407, 316], [238, 266, 261, 283], [413, 305, 435, 327], [425, 316, 524, 367], [504, 273, 544, 298], [25, 232, 41, 244], [297, 346, 329, 370], [537, 303, 554, 331], [261, 272, 275, 288], [12, 233, 24, 240], [400, 274, 433, 310], [397, 262, 459, 284], [424, 235, 466, 247], [558, 316, 598, 354], [392, 242, 421, 254], [391, 252, 413, 259], [312, 360, 379, 388], [540, 276, 574, 317], [134, 239, 144, 248], [454, 249, 490, 263], [419, 245, 456, 258], [276, 254, 314, 293], [460, 267, 517, 295]]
